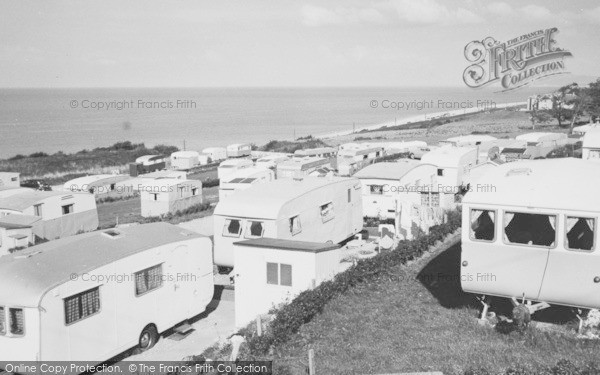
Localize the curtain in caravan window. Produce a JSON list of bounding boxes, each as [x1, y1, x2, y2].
[[470, 209, 495, 241], [566, 217, 595, 251], [0, 307, 5, 335]]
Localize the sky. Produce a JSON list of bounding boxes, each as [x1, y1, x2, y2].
[[0, 0, 599, 88]]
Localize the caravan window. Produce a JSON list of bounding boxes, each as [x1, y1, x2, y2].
[[420, 192, 440, 207], [223, 219, 242, 237], [321, 202, 334, 223], [64, 287, 101, 325], [504, 212, 557, 247], [266, 262, 293, 287], [135, 264, 164, 296], [566, 216, 595, 251], [370, 185, 384, 195], [470, 209, 496, 242], [289, 215, 302, 236], [0, 307, 5, 335], [245, 221, 264, 239], [9, 308, 24, 335], [62, 204, 74, 215]]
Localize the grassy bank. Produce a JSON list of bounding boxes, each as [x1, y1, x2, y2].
[[0, 141, 178, 184]]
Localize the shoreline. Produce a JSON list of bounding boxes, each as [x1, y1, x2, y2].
[[316, 101, 527, 139]]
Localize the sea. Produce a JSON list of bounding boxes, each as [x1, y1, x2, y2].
[[0, 86, 554, 159]]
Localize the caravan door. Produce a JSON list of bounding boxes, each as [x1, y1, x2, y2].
[[538, 215, 600, 309], [461, 208, 553, 300]]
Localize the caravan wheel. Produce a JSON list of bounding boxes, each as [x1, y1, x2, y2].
[[138, 324, 159, 351]]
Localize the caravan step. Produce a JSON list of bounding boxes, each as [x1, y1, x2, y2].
[[168, 322, 195, 341], [174, 322, 194, 334]]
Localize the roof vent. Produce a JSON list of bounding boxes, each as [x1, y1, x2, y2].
[[506, 167, 532, 177], [102, 229, 122, 239]]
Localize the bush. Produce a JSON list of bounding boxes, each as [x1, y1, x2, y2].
[[244, 209, 462, 353]]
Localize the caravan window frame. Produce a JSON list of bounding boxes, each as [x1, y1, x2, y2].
[[223, 218, 242, 238], [244, 221, 265, 239], [469, 208, 497, 243], [564, 215, 597, 253], [134, 263, 164, 297], [289, 215, 302, 236], [320, 202, 334, 223], [8, 308, 25, 336], [64, 286, 102, 326], [502, 210, 558, 249]]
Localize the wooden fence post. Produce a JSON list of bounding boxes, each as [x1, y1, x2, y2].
[[256, 316, 262, 336], [308, 349, 315, 375]]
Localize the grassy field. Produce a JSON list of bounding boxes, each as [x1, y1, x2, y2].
[[263, 242, 600, 374], [97, 186, 219, 228]]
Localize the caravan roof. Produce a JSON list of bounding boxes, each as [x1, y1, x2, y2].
[[0, 222, 201, 307], [421, 146, 476, 168], [515, 132, 567, 143], [171, 151, 200, 158], [464, 158, 599, 212], [277, 156, 329, 171], [0, 191, 87, 212], [214, 177, 356, 220], [445, 135, 498, 144], [222, 167, 272, 183], [353, 160, 430, 180]]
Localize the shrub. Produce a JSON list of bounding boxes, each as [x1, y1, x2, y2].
[[244, 208, 462, 353]]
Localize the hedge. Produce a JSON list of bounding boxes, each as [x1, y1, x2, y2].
[[244, 209, 462, 354]]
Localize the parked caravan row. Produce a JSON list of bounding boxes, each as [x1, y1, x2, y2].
[[461, 159, 600, 311], [213, 176, 363, 267], [439, 135, 498, 147], [515, 132, 568, 159], [0, 222, 214, 363], [293, 147, 337, 159], [337, 146, 384, 176]]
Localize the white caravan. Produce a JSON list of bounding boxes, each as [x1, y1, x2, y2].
[[515, 132, 568, 159], [219, 167, 275, 199], [421, 146, 477, 191], [202, 147, 227, 162], [255, 154, 290, 170], [276, 157, 332, 179], [0, 222, 214, 362], [226, 143, 252, 158], [439, 135, 498, 147], [217, 158, 253, 180], [170, 151, 200, 170], [293, 147, 337, 159], [462, 159, 600, 312], [213, 177, 363, 267], [582, 126, 600, 162]]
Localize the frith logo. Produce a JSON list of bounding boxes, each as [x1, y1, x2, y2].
[[463, 28, 572, 92]]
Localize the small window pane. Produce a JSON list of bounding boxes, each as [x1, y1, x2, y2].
[[223, 219, 242, 237], [0, 307, 5, 335], [290, 216, 302, 236], [320, 203, 334, 223], [245, 221, 264, 239], [135, 264, 163, 296], [64, 287, 100, 325], [470, 209, 496, 241], [62, 204, 74, 215], [280, 264, 292, 286], [370, 185, 383, 195], [266, 262, 278, 285], [9, 308, 24, 335], [504, 212, 556, 247], [566, 217, 595, 251]]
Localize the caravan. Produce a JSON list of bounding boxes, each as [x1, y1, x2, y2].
[[0, 222, 214, 362], [461, 159, 600, 311], [217, 158, 253, 180], [276, 157, 332, 179], [226, 143, 252, 158], [213, 177, 363, 267], [582, 126, 600, 162]]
